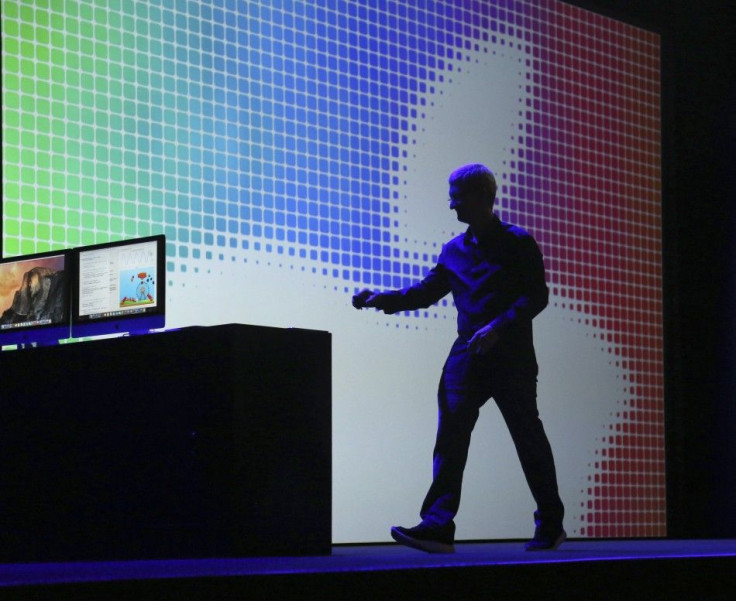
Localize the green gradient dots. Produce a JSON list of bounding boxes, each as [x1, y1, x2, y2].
[[2, 0, 167, 255]]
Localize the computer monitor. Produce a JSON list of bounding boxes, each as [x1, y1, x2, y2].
[[71, 235, 166, 338], [0, 249, 72, 347]]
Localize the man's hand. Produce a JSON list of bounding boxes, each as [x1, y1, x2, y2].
[[352, 289, 380, 309], [353, 289, 406, 313], [467, 323, 501, 355]]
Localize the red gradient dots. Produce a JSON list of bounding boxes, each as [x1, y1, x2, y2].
[[501, 1, 664, 537]]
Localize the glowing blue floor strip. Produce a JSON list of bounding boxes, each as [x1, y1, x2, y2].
[[1, 540, 735, 587]]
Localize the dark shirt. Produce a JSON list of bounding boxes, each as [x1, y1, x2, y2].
[[383, 216, 549, 371]]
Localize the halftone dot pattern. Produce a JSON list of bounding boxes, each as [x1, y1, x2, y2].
[[505, 1, 664, 537], [3, 0, 453, 283], [2, 1, 535, 281], [2, 1, 663, 537]]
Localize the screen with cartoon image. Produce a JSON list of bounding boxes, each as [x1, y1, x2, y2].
[[72, 235, 165, 338], [78, 239, 158, 319], [119, 269, 157, 310]]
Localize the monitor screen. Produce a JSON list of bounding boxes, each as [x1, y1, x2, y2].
[[0, 250, 71, 347], [71, 235, 166, 338]]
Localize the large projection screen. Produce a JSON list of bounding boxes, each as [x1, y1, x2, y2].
[[2, 0, 663, 542]]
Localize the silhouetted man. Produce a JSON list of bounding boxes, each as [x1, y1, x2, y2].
[[353, 163, 565, 552]]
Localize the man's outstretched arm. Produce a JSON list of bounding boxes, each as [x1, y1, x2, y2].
[[352, 264, 451, 314]]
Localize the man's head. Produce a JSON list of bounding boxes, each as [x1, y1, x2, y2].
[[448, 164, 497, 224]]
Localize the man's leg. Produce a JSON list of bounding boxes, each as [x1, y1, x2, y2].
[[418, 370, 481, 529], [392, 343, 485, 553], [493, 377, 565, 550]]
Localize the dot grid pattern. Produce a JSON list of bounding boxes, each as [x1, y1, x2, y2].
[[2, 0, 663, 537], [504, 1, 664, 537]]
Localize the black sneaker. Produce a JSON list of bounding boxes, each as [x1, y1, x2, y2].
[[525, 527, 567, 551], [390, 523, 455, 554]]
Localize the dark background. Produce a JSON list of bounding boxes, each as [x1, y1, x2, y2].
[[569, 0, 736, 538]]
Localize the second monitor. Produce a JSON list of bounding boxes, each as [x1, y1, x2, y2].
[[72, 234, 166, 338]]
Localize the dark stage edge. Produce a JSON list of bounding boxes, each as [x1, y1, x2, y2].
[[1, 539, 735, 600]]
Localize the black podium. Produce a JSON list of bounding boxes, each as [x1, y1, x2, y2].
[[0, 324, 331, 561]]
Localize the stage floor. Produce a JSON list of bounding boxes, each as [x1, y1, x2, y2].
[[1, 538, 735, 588]]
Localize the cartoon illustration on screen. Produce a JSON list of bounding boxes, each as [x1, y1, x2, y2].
[[119, 268, 156, 308]]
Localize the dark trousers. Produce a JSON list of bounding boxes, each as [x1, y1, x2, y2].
[[420, 337, 564, 534]]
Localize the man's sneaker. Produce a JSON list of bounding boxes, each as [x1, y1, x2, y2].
[[390, 523, 455, 554], [525, 527, 567, 551]]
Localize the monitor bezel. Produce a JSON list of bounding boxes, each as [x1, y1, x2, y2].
[[70, 234, 166, 339], [0, 248, 72, 347]]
